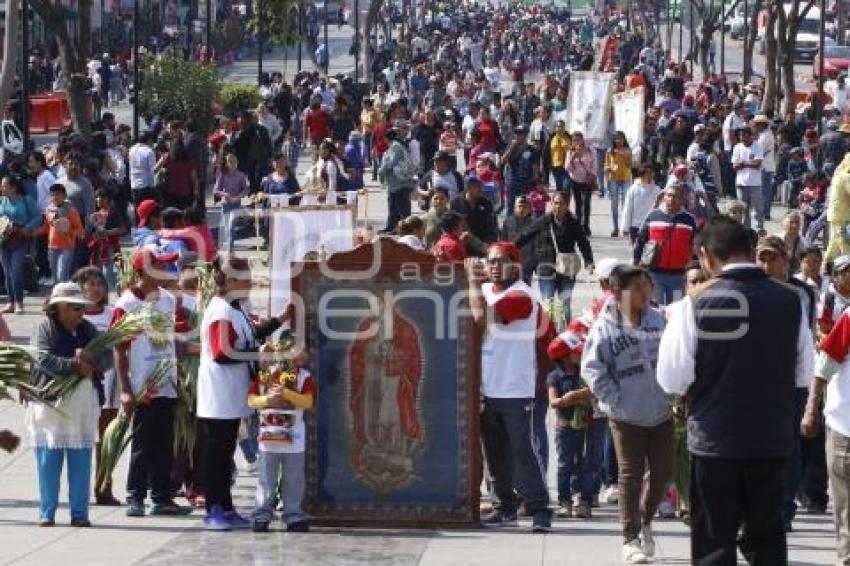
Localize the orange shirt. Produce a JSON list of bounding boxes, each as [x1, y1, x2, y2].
[[36, 203, 83, 249]]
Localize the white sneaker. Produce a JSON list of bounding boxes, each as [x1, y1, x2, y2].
[[640, 523, 656, 558], [623, 539, 649, 564], [658, 498, 676, 519], [38, 277, 54, 287], [603, 485, 619, 504], [245, 460, 258, 474]]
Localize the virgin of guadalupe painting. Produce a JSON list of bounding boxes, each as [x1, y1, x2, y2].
[[348, 291, 424, 495], [291, 238, 480, 528]]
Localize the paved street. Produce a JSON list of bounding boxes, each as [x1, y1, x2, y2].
[[0, 21, 840, 566]]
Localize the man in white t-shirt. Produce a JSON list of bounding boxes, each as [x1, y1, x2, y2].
[[722, 101, 747, 153], [826, 75, 849, 114], [731, 126, 765, 233], [466, 241, 553, 533], [128, 132, 157, 205], [753, 115, 777, 220]]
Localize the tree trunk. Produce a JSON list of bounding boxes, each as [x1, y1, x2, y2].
[[698, 22, 712, 80], [30, 0, 93, 134], [361, 0, 385, 82], [776, 8, 797, 115], [0, 0, 20, 111], [762, 4, 778, 113], [742, 0, 762, 83]]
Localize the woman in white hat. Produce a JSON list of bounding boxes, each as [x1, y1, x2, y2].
[[27, 282, 110, 527]]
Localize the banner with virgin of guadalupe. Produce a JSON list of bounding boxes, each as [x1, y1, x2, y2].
[[292, 238, 480, 528], [613, 86, 646, 164], [561, 71, 615, 144]]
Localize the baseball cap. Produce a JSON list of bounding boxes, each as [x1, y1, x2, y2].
[[834, 255, 850, 273], [465, 175, 482, 187], [547, 331, 585, 360], [596, 258, 623, 279], [136, 199, 160, 228], [132, 247, 179, 272], [693, 123, 706, 134], [756, 235, 788, 258]]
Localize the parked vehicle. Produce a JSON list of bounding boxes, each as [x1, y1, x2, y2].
[[814, 45, 850, 80]]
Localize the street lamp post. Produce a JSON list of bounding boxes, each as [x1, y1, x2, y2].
[[297, 0, 303, 72], [688, 0, 694, 75], [324, 0, 329, 74], [133, 0, 140, 139], [678, 5, 683, 61], [354, 0, 360, 82], [206, 0, 211, 47], [258, 0, 264, 85], [720, 2, 725, 76], [100, 0, 105, 52], [816, 0, 826, 170], [22, 0, 30, 152]]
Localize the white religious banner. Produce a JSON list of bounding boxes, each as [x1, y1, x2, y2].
[[613, 86, 646, 165], [268, 205, 356, 318], [560, 71, 615, 144]]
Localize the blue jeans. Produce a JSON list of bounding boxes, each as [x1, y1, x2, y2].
[[531, 397, 549, 475], [385, 188, 412, 233], [101, 261, 117, 292], [762, 170, 775, 219], [608, 179, 628, 232], [783, 388, 808, 526], [481, 397, 550, 516], [35, 447, 92, 521], [555, 416, 606, 505], [220, 205, 240, 253], [239, 411, 259, 464], [538, 272, 576, 323], [1, 244, 26, 303], [649, 270, 685, 306], [595, 148, 606, 196], [552, 166, 571, 197], [48, 248, 75, 284]]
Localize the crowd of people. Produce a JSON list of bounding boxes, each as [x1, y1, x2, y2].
[[4, 0, 850, 564]]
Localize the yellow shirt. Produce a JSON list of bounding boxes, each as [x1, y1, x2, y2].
[[360, 109, 379, 134], [605, 148, 633, 183], [550, 134, 570, 168], [828, 153, 850, 223]]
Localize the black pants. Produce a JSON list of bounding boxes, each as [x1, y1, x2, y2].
[[34, 234, 50, 279], [385, 188, 412, 233], [802, 421, 829, 509], [127, 397, 175, 504], [199, 417, 240, 513], [690, 455, 787, 566], [572, 185, 592, 231]]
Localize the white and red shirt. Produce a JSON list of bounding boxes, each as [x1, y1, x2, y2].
[[112, 288, 178, 398], [481, 280, 547, 399], [816, 312, 850, 436], [196, 295, 255, 419], [250, 368, 314, 453]]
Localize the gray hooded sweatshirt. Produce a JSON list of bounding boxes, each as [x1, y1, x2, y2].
[[582, 299, 672, 427]]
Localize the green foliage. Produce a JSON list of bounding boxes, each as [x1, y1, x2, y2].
[[138, 51, 220, 134], [219, 82, 263, 118], [247, 0, 302, 45]]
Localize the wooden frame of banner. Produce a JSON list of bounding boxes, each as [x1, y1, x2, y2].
[[291, 238, 482, 528]]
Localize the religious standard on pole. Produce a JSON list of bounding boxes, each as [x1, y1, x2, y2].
[[133, 0, 141, 139], [22, 0, 30, 153]]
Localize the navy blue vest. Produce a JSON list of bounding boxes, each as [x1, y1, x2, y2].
[[688, 267, 801, 459]]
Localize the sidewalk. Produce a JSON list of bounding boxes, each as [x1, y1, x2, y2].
[[0, 188, 837, 565]]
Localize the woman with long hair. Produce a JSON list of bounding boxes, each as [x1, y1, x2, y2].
[[605, 131, 633, 238], [565, 132, 598, 236], [155, 136, 200, 211], [72, 267, 120, 506], [0, 175, 41, 313]]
